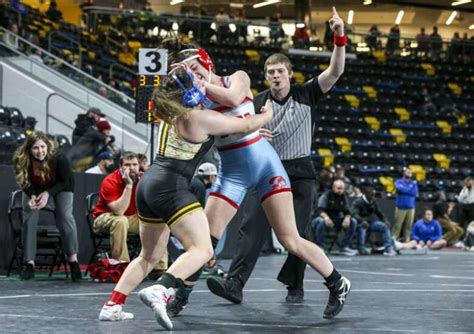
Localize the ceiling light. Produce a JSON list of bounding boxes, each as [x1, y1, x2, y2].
[[470, 24, 474, 29], [363, 0, 372, 5], [347, 10, 354, 24], [170, 0, 184, 5], [446, 11, 458, 25], [451, 0, 472, 6], [253, 0, 280, 9], [230, 3, 245, 8], [395, 10, 404, 24]]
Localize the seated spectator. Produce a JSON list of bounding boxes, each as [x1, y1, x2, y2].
[[393, 167, 418, 242], [352, 186, 396, 256], [137, 153, 149, 172], [13, 131, 82, 281], [292, 24, 310, 49], [416, 27, 430, 57], [46, 0, 63, 22], [458, 177, 474, 231], [92, 152, 167, 274], [118, 45, 137, 66], [349, 186, 362, 199], [28, 47, 43, 64], [3, 22, 19, 50], [399, 209, 446, 250], [190, 162, 217, 207], [433, 191, 464, 247], [72, 107, 104, 144], [85, 151, 114, 175], [311, 180, 357, 256], [335, 167, 352, 194]]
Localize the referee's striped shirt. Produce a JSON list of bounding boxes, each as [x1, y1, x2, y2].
[[254, 78, 323, 161]]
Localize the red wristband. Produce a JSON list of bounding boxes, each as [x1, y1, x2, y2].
[[333, 34, 347, 47]]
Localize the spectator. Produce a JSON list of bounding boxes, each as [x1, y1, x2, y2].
[[13, 131, 82, 281], [46, 0, 63, 22], [352, 186, 396, 256], [392, 167, 418, 242], [365, 25, 381, 51], [190, 162, 217, 207], [312, 180, 357, 256], [416, 27, 430, 58], [335, 167, 352, 194], [68, 119, 113, 171], [72, 107, 104, 144], [399, 209, 447, 250], [215, 7, 230, 43], [144, 1, 153, 12], [28, 47, 43, 64], [3, 22, 19, 50], [98, 86, 108, 98], [449, 32, 462, 60], [85, 151, 114, 175], [292, 24, 310, 49], [458, 177, 474, 231], [318, 166, 335, 193], [118, 45, 136, 66], [137, 153, 148, 172], [349, 186, 362, 199], [269, 12, 284, 45], [429, 26, 443, 61], [386, 25, 400, 56], [433, 191, 464, 247]]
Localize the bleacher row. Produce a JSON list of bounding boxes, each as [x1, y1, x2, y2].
[[1, 3, 473, 202]]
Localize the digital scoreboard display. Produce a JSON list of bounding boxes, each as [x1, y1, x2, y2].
[[134, 74, 160, 124]]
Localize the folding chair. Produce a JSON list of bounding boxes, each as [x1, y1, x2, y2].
[[7, 189, 68, 277], [85, 192, 141, 274]]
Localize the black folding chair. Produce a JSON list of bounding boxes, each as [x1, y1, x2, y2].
[[85, 192, 141, 274], [7, 190, 68, 277]]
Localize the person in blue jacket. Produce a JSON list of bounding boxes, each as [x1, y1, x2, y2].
[[400, 208, 447, 250], [392, 167, 419, 241]]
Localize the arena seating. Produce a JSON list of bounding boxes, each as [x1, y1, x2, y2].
[[1, 3, 472, 202]]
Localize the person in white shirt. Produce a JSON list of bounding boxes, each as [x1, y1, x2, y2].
[[85, 152, 114, 175], [458, 177, 474, 230]]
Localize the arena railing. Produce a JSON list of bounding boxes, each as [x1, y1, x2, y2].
[[0, 27, 135, 112]]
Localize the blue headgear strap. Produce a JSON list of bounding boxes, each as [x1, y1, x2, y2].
[[172, 71, 206, 108]]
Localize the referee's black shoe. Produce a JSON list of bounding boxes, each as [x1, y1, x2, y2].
[[323, 276, 351, 319], [206, 276, 243, 304]]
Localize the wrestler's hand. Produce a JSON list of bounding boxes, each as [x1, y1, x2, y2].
[[259, 128, 273, 141], [329, 7, 344, 37]]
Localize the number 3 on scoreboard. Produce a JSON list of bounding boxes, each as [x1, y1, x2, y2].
[[138, 49, 168, 76]]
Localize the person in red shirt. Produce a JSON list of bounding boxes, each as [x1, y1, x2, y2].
[[93, 152, 143, 262]]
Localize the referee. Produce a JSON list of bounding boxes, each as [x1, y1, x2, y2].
[[207, 7, 346, 303]]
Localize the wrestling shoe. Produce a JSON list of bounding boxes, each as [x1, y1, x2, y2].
[[138, 284, 175, 330], [98, 304, 134, 321], [167, 295, 188, 317], [206, 276, 243, 304], [323, 276, 351, 319]]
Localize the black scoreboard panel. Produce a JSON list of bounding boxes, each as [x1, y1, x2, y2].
[[135, 74, 160, 124]]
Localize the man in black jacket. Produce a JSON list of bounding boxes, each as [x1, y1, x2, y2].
[[352, 186, 396, 256], [313, 179, 357, 256], [72, 107, 104, 145]]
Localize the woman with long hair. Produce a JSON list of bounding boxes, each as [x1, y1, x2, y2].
[[98, 64, 273, 330], [13, 131, 81, 281]]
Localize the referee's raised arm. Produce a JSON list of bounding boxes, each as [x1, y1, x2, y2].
[[318, 6, 346, 94]]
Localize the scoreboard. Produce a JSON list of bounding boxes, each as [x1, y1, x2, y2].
[[135, 49, 168, 124]]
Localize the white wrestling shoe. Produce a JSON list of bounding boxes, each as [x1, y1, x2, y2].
[[99, 303, 134, 321], [138, 284, 175, 330]]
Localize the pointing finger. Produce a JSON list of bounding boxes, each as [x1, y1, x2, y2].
[[332, 6, 339, 17]]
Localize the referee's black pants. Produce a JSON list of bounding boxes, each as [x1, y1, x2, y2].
[[227, 176, 316, 290]]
